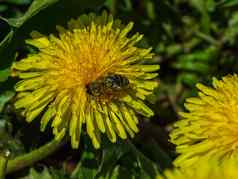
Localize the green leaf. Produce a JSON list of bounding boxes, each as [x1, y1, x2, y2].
[[0, 5, 8, 13], [22, 167, 69, 179], [0, 17, 13, 49], [173, 47, 218, 74], [72, 164, 97, 179], [190, 0, 215, 12], [190, 0, 206, 12], [127, 141, 159, 178], [146, 0, 156, 20], [173, 60, 209, 74], [0, 116, 25, 158], [220, 0, 238, 7], [71, 151, 98, 179], [0, 91, 15, 112], [0, 18, 15, 70], [73, 137, 160, 179], [206, 0, 216, 11], [224, 12, 238, 44], [7, 0, 105, 28], [1, 0, 106, 68], [96, 141, 130, 178], [96, 141, 159, 179], [178, 73, 199, 87], [136, 138, 172, 170], [189, 0, 211, 33], [8, 0, 59, 28], [166, 44, 183, 56], [0, 30, 15, 69], [0, 118, 12, 141], [23, 168, 55, 179], [5, 0, 32, 5], [0, 68, 10, 83], [122, 0, 133, 11]]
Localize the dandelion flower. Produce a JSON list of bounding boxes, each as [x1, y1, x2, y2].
[[170, 74, 238, 167], [157, 159, 238, 179], [11, 12, 159, 149]]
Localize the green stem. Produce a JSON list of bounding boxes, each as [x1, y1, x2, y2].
[[195, 31, 220, 46], [0, 151, 10, 179], [111, 0, 117, 15], [6, 139, 65, 174]]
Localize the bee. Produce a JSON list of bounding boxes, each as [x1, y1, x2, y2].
[[86, 74, 130, 97]]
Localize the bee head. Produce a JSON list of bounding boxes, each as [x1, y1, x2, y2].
[[86, 81, 103, 97]]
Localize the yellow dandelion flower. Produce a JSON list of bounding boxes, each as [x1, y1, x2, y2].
[[170, 74, 238, 167], [11, 12, 159, 149], [157, 159, 238, 179]]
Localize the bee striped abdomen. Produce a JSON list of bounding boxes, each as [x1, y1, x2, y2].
[[104, 74, 129, 90]]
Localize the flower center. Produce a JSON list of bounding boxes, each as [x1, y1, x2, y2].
[[51, 26, 123, 90]]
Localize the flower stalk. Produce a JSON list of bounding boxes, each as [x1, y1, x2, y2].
[[6, 139, 65, 174], [0, 150, 10, 179]]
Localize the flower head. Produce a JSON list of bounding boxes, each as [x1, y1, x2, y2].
[[170, 74, 238, 167], [157, 159, 238, 179], [11, 12, 159, 149]]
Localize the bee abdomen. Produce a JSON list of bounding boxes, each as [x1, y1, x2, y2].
[[104, 74, 129, 89]]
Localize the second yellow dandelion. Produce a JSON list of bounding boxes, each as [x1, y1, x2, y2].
[[170, 74, 238, 167]]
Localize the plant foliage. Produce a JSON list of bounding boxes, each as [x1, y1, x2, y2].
[[1, 0, 238, 178]]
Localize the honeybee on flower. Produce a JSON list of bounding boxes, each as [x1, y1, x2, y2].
[[11, 12, 159, 149]]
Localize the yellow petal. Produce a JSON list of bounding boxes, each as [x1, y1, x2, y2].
[[109, 103, 135, 137], [122, 95, 154, 117], [40, 106, 56, 131], [120, 104, 139, 133], [110, 111, 127, 139], [102, 105, 116, 143]]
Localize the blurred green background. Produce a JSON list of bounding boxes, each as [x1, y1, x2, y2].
[[0, 0, 238, 178]]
